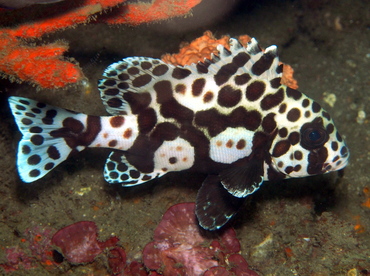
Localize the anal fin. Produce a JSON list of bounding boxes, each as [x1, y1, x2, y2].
[[104, 151, 166, 185]]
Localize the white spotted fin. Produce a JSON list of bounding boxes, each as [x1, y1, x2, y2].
[[219, 159, 264, 198], [99, 57, 177, 116], [104, 151, 166, 185], [98, 38, 282, 119], [205, 38, 281, 81], [196, 175, 245, 230], [8, 97, 87, 182]]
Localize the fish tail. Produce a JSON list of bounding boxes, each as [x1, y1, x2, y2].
[[8, 96, 90, 183]]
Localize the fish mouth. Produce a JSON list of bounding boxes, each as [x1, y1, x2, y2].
[[335, 157, 349, 170], [323, 156, 349, 173]]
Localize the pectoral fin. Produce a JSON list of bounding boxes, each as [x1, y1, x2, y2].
[[219, 159, 264, 198], [196, 175, 245, 231]]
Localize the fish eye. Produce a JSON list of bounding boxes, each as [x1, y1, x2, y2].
[[300, 123, 328, 150], [308, 130, 322, 142]]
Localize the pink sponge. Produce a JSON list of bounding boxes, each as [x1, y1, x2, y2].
[[51, 221, 119, 264], [143, 202, 259, 276]]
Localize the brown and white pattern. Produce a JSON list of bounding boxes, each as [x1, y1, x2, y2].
[[8, 37, 349, 230]]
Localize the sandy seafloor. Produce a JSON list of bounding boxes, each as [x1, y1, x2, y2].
[[0, 0, 369, 275]]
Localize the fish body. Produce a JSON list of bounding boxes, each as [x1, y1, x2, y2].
[[8, 38, 349, 230]]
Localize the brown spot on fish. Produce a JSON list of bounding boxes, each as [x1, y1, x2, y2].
[[110, 116, 125, 128], [272, 140, 290, 157], [226, 140, 234, 148], [192, 78, 206, 96], [236, 139, 246, 150], [217, 85, 242, 108], [260, 87, 284, 110], [287, 108, 301, 122], [203, 91, 214, 103], [175, 84, 186, 94], [108, 140, 117, 147], [123, 128, 132, 139], [245, 81, 265, 102]]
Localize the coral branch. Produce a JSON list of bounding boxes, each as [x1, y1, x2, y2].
[[8, 0, 123, 39], [102, 0, 202, 25], [0, 0, 203, 89], [0, 33, 82, 88]]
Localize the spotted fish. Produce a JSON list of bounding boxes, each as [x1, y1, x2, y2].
[[8, 38, 349, 230]]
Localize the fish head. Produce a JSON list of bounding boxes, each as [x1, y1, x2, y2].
[[269, 89, 349, 178]]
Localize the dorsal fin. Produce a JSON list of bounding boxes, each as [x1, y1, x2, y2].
[[98, 57, 177, 115], [98, 38, 282, 116], [194, 38, 281, 81]]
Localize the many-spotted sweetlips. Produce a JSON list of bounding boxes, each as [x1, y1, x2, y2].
[[8, 37, 349, 230]]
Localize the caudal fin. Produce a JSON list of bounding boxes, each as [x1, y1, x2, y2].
[[8, 96, 86, 183]]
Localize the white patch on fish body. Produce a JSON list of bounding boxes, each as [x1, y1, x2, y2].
[[89, 115, 139, 150], [153, 138, 195, 172], [209, 127, 253, 164]]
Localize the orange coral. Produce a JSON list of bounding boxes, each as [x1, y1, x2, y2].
[[102, 0, 202, 25], [0, 34, 82, 89], [6, 0, 121, 39], [0, 0, 123, 88], [161, 31, 298, 89], [161, 30, 230, 65], [361, 187, 370, 209], [0, 0, 203, 89], [353, 215, 366, 233], [281, 64, 298, 90]]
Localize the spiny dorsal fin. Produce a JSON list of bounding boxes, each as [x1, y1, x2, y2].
[[98, 38, 282, 117], [195, 38, 281, 82]]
